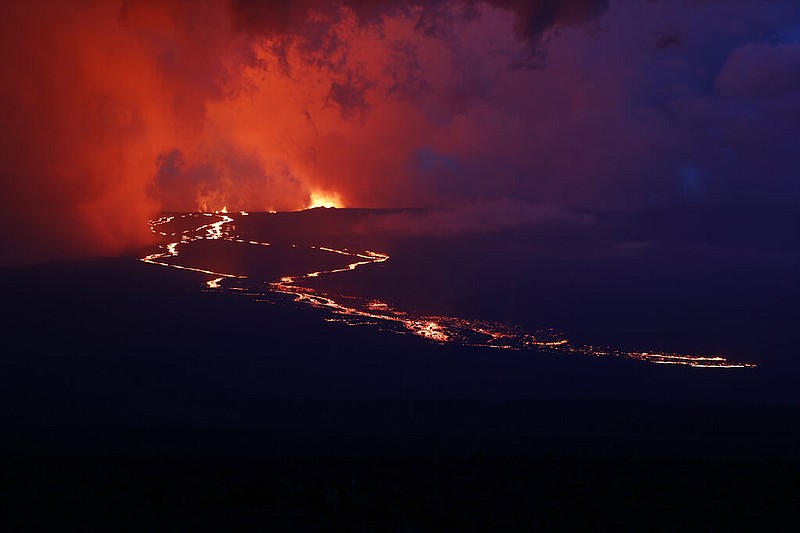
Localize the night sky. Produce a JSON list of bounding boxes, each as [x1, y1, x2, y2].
[[2, 0, 800, 265]]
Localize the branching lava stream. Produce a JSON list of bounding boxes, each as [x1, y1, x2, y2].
[[141, 212, 756, 369]]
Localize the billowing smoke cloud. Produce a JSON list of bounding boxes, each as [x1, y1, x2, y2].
[[1, 0, 799, 265], [0, 0, 250, 264]]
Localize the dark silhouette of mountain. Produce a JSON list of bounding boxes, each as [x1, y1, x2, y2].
[[2, 207, 799, 531]]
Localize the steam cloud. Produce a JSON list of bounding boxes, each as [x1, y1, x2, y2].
[[1, 0, 798, 264]]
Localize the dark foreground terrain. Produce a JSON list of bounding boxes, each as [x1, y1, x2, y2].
[[2, 208, 799, 531]]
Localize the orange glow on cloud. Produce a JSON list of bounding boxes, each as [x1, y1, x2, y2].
[[0, 0, 612, 264], [3, 1, 798, 265]]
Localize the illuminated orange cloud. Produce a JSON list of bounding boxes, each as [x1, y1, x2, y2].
[[0, 0, 238, 263], [0, 0, 609, 264], [5, 1, 795, 264]]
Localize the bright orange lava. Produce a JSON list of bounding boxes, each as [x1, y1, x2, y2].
[[141, 212, 757, 369], [307, 191, 343, 209]]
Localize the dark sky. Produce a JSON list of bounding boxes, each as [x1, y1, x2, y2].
[[2, 0, 799, 264]]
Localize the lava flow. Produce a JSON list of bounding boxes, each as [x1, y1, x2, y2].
[[141, 212, 756, 369]]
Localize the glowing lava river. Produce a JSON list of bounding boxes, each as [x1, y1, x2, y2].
[[141, 211, 756, 369]]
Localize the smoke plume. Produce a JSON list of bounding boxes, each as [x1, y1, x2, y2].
[[2, 0, 798, 264]]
